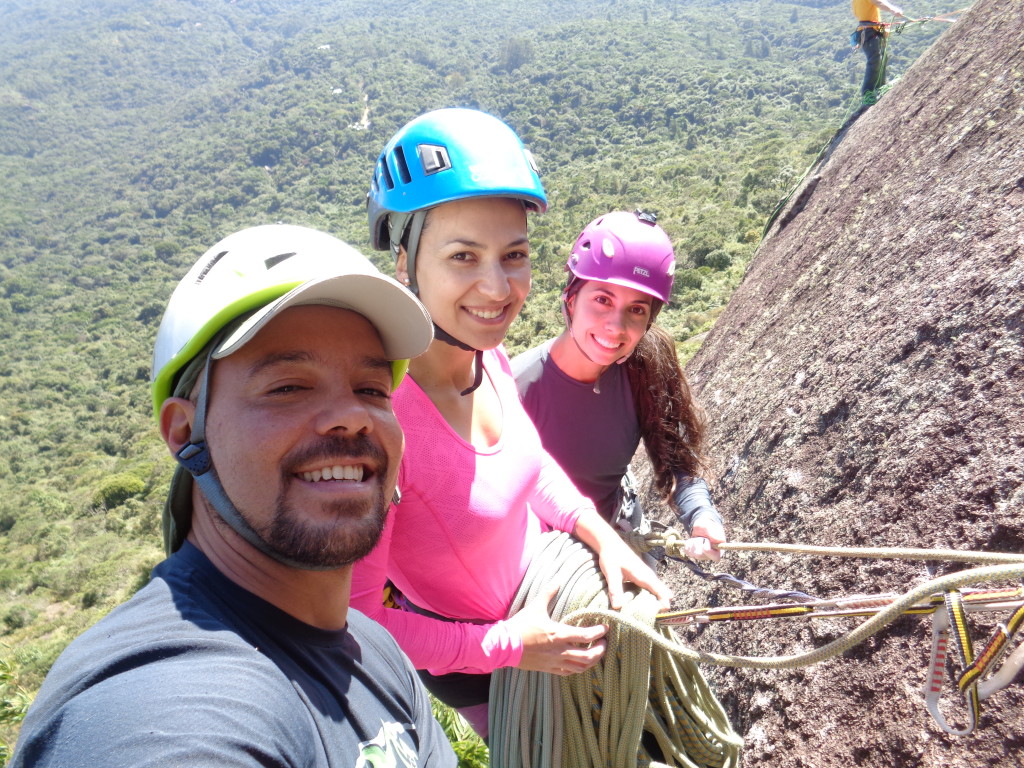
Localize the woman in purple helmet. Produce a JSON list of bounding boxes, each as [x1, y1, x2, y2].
[[512, 210, 728, 562]]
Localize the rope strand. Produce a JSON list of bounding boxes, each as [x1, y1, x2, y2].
[[717, 540, 1024, 565]]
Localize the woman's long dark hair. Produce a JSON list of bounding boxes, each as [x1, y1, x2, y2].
[[624, 324, 709, 502]]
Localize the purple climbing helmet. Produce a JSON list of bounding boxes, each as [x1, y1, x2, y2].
[[566, 210, 675, 304]]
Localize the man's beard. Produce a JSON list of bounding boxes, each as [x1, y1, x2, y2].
[[262, 434, 390, 569]]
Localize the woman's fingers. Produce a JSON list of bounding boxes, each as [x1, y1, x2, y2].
[[595, 535, 674, 611], [688, 520, 726, 561], [685, 536, 720, 560], [557, 640, 607, 674], [512, 590, 610, 674], [623, 569, 673, 610]]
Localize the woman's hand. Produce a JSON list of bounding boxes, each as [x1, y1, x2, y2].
[[685, 518, 727, 561], [573, 510, 674, 612], [510, 586, 608, 675]]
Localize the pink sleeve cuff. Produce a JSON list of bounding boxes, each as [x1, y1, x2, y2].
[[424, 619, 523, 675]]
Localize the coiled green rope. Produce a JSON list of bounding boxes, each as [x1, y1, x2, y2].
[[489, 528, 1024, 757], [489, 532, 742, 768]]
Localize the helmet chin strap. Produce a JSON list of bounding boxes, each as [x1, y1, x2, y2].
[[389, 211, 427, 296], [173, 343, 337, 571], [432, 323, 485, 396]]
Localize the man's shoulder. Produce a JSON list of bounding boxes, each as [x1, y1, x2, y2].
[[347, 608, 399, 652], [345, 611, 433, 700], [11, 583, 307, 767], [33, 576, 292, 699]]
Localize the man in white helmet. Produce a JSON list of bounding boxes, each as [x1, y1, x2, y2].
[[10, 225, 456, 767]]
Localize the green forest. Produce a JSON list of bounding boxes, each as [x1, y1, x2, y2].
[[0, 0, 955, 760]]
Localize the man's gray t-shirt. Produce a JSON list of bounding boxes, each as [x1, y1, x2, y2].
[[11, 542, 456, 768]]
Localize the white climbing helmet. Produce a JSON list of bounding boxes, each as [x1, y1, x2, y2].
[[150, 223, 432, 418]]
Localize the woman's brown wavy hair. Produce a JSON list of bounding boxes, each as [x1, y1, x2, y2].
[[623, 323, 709, 502]]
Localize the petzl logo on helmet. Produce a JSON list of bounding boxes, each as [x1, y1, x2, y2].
[[468, 158, 533, 188], [633, 266, 651, 278], [194, 251, 228, 285]]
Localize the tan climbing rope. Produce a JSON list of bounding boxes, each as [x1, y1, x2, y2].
[[611, 526, 1024, 735], [630, 530, 1024, 566], [488, 531, 742, 768], [488, 524, 1024, 755], [717, 540, 1024, 565]]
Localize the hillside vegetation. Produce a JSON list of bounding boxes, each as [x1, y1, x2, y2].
[[0, 0, 953, 758]]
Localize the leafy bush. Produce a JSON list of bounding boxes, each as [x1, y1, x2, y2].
[[0, 652, 32, 762], [430, 697, 489, 768], [2, 605, 36, 634], [703, 248, 733, 270], [92, 473, 146, 510], [33, 523, 74, 562]]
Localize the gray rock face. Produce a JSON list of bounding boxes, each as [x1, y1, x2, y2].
[[653, 0, 1024, 764]]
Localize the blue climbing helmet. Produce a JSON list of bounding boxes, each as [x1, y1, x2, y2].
[[367, 107, 547, 294]]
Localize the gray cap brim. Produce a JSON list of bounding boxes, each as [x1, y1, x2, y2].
[[213, 272, 432, 361]]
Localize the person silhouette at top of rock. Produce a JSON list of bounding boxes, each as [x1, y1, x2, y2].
[[852, 0, 909, 103]]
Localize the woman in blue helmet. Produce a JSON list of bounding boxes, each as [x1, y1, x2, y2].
[[350, 108, 671, 738]]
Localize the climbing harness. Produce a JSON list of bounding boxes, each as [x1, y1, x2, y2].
[[488, 531, 742, 768]]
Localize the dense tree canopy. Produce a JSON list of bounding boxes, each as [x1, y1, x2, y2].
[[0, 0, 953, 758]]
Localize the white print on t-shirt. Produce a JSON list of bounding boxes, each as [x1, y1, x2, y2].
[[354, 720, 419, 768]]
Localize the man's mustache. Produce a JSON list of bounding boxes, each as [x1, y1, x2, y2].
[[283, 434, 388, 475]]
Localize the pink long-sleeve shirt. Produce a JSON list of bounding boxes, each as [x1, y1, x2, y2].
[[349, 347, 594, 675]]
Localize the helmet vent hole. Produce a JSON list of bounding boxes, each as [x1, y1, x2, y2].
[[194, 250, 228, 284], [264, 252, 298, 270], [418, 144, 451, 175], [393, 146, 412, 184], [379, 162, 395, 191]]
